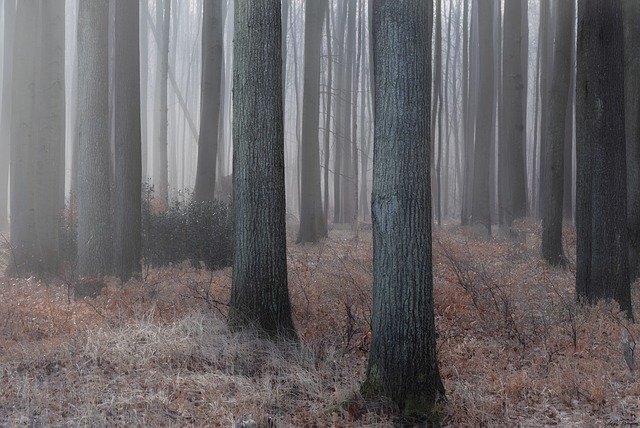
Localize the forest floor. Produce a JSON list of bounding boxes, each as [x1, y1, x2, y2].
[[0, 221, 639, 426]]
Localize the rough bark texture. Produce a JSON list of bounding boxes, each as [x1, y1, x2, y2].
[[113, 0, 142, 282], [541, 0, 573, 267], [297, 0, 327, 243], [576, 0, 632, 317], [471, 0, 494, 235], [194, 0, 224, 203], [498, 0, 527, 227], [229, 0, 297, 340], [623, 0, 640, 281], [365, 0, 445, 417], [77, 0, 112, 277]]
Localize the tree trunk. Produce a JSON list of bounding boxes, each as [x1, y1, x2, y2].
[[113, 0, 142, 282], [229, 0, 296, 340], [0, 0, 15, 232], [297, 0, 327, 243], [154, 0, 170, 205], [77, 0, 112, 277], [624, 0, 640, 281], [471, 0, 494, 235], [576, 0, 631, 317], [541, 0, 573, 267], [498, 0, 527, 227], [194, 0, 224, 203], [365, 0, 445, 415]]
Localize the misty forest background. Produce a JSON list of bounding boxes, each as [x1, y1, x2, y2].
[[0, 0, 639, 426]]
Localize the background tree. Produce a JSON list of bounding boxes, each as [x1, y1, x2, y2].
[[76, 0, 112, 277], [365, 0, 445, 416], [193, 0, 224, 203], [113, 0, 142, 282], [229, 0, 297, 339], [471, 0, 495, 235], [541, 0, 573, 266], [297, 0, 327, 243], [576, 0, 631, 316]]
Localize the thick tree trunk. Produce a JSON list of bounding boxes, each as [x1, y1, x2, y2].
[[624, 0, 640, 281], [366, 0, 444, 415], [498, 0, 527, 227], [194, 0, 224, 203], [229, 0, 296, 339], [576, 0, 631, 317], [77, 0, 112, 277], [541, 0, 573, 267], [297, 0, 327, 243], [471, 0, 494, 235], [113, 0, 142, 282]]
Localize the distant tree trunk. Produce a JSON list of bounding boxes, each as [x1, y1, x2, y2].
[[333, 0, 348, 223], [140, 1, 149, 181], [0, 0, 15, 232], [460, 0, 474, 225], [541, 0, 573, 267], [154, 0, 170, 205], [536, 0, 553, 219], [471, 0, 494, 235], [10, 0, 65, 277], [229, 0, 297, 339], [323, 5, 333, 231], [113, 0, 142, 282], [297, 0, 327, 243], [576, 0, 631, 317], [624, 0, 640, 281], [498, 0, 527, 227], [77, 0, 112, 277], [194, 0, 224, 203], [365, 0, 445, 414]]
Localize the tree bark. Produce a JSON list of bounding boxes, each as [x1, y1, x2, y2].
[[541, 0, 573, 267], [297, 0, 327, 243], [0, 0, 15, 232], [194, 0, 224, 203], [229, 0, 297, 340], [365, 0, 445, 415], [77, 0, 112, 277], [113, 0, 142, 282], [576, 0, 632, 317]]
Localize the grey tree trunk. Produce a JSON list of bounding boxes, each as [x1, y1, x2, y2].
[[229, 0, 296, 340], [498, 0, 527, 227], [471, 0, 494, 235], [297, 0, 327, 243], [10, 0, 65, 276], [624, 0, 640, 281], [77, 0, 112, 277], [113, 0, 142, 282], [194, 0, 224, 203], [0, 0, 15, 232], [365, 0, 445, 416], [576, 0, 631, 317], [323, 4, 333, 231], [541, 0, 573, 267], [141, 1, 149, 181], [154, 0, 170, 204]]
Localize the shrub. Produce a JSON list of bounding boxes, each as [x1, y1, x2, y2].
[[142, 185, 233, 271]]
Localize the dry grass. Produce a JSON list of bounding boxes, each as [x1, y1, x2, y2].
[[0, 222, 638, 426]]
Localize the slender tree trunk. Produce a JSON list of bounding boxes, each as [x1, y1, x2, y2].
[[365, 0, 445, 414], [114, 0, 142, 282], [471, 0, 494, 235], [194, 0, 224, 203], [498, 0, 527, 227], [140, 1, 149, 181], [0, 0, 15, 232], [298, 0, 327, 243], [537, 0, 553, 218], [77, 0, 112, 277], [576, 0, 631, 317], [230, 0, 297, 339], [153, 0, 170, 205], [541, 0, 573, 267], [323, 4, 332, 232]]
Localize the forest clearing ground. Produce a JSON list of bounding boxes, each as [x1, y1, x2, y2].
[[0, 222, 638, 426]]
